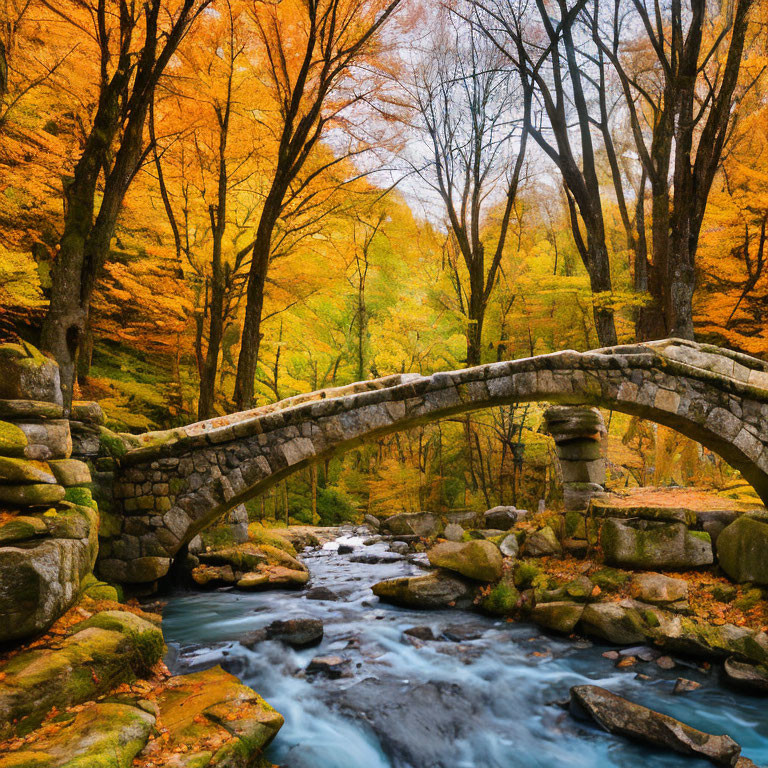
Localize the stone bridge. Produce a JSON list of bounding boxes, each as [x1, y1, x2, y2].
[[97, 339, 768, 584]]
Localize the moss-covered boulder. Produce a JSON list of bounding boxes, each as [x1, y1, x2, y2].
[[0, 342, 61, 405], [522, 526, 561, 557], [0, 612, 164, 738], [532, 601, 585, 633], [0, 535, 97, 643], [0, 514, 48, 543], [380, 511, 442, 538], [372, 570, 475, 609], [716, 514, 768, 585], [589, 567, 630, 592], [600, 518, 713, 570], [0, 701, 155, 768], [138, 666, 283, 768], [579, 601, 646, 644], [427, 540, 503, 582], [630, 572, 688, 609]]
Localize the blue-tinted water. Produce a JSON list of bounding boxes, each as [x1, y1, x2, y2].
[[161, 531, 768, 768]]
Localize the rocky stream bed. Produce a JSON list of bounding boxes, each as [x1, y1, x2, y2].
[[162, 529, 768, 768]]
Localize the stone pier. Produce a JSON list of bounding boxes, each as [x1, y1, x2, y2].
[[544, 405, 607, 511]]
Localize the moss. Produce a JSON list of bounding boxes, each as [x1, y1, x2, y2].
[[98, 427, 128, 458], [481, 578, 520, 615], [590, 567, 630, 592], [734, 588, 764, 612], [644, 609, 661, 628], [689, 530, 712, 543], [513, 559, 543, 588], [248, 523, 298, 556], [169, 477, 184, 495], [712, 583, 738, 602], [65, 486, 98, 511]]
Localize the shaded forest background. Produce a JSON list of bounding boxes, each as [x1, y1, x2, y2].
[[1, 0, 766, 524]]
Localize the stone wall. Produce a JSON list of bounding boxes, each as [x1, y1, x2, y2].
[[100, 338, 768, 584], [0, 343, 103, 642]]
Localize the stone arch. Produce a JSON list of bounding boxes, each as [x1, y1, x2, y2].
[[98, 339, 768, 583]]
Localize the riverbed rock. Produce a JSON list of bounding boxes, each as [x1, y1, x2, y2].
[[483, 506, 525, 530], [630, 572, 689, 609], [307, 655, 350, 678], [523, 526, 561, 557], [139, 666, 283, 766], [192, 564, 236, 586], [372, 570, 475, 609], [579, 602, 645, 645], [498, 533, 519, 557], [265, 618, 323, 648], [0, 700, 156, 768], [364, 514, 381, 530], [570, 684, 742, 766], [716, 514, 768, 585], [600, 518, 713, 570], [723, 657, 768, 693], [427, 540, 503, 582], [0, 610, 164, 739], [380, 511, 442, 538], [532, 601, 585, 633]]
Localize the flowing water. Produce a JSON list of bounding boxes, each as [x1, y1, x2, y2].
[[162, 530, 768, 768]]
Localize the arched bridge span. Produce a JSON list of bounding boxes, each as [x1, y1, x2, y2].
[[98, 339, 768, 583]]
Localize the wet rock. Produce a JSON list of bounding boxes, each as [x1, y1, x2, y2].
[[600, 518, 713, 570], [673, 677, 701, 694], [656, 655, 676, 669], [723, 657, 768, 693], [0, 701, 155, 768], [717, 514, 768, 585], [380, 511, 442, 538], [479, 574, 520, 615], [403, 626, 436, 641], [305, 586, 339, 601], [351, 551, 403, 564], [483, 506, 526, 530], [570, 684, 742, 766], [389, 540, 410, 555], [336, 677, 484, 768], [192, 564, 236, 586], [441, 623, 486, 642], [427, 540, 503, 582], [372, 569, 475, 609], [522, 526, 561, 557], [620, 645, 661, 662], [532, 601, 584, 633], [265, 618, 323, 648], [444, 523, 465, 542], [307, 655, 350, 678], [602, 650, 620, 660], [337, 543, 355, 554]]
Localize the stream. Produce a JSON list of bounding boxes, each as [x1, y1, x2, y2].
[[161, 529, 768, 768]]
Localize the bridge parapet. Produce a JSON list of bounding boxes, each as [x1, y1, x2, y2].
[[97, 339, 768, 584]]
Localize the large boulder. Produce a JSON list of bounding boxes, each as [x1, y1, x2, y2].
[[372, 570, 475, 609], [600, 518, 713, 570], [532, 601, 585, 633], [630, 572, 688, 609], [0, 509, 98, 643], [380, 512, 442, 538], [716, 514, 768, 585], [570, 685, 743, 766], [427, 540, 503, 582], [0, 610, 164, 739], [523, 526, 561, 557], [579, 601, 645, 644], [0, 342, 62, 405], [0, 701, 156, 768]]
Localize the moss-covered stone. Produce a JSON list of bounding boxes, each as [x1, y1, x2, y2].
[[427, 540, 503, 582], [0, 701, 155, 768], [589, 567, 630, 592], [513, 559, 544, 588], [372, 570, 475, 609], [0, 342, 61, 405], [137, 666, 283, 768], [0, 515, 48, 543], [247, 524, 298, 556], [0, 483, 65, 507], [48, 458, 91, 487], [98, 427, 129, 459], [0, 613, 163, 739], [0, 456, 55, 484], [716, 515, 768, 585], [532, 600, 585, 633], [63, 486, 97, 511], [480, 574, 520, 615], [579, 601, 646, 644], [0, 420, 28, 457], [522, 526, 561, 557]]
